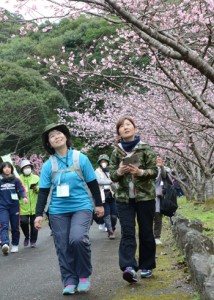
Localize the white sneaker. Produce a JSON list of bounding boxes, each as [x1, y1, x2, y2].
[[11, 245, 19, 253], [98, 224, 105, 231], [2, 244, 9, 255], [155, 238, 162, 245]]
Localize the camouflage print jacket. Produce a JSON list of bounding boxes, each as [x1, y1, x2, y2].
[[109, 141, 158, 203]]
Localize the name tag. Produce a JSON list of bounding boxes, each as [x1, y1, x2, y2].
[[57, 185, 69, 197], [11, 193, 19, 200], [160, 180, 164, 186]]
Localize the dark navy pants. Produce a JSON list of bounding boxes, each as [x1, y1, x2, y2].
[[49, 210, 92, 287], [103, 200, 118, 232], [116, 199, 156, 272], [0, 204, 20, 246]]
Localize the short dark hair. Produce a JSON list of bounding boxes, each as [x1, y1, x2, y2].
[[0, 161, 14, 174], [42, 124, 72, 155], [116, 116, 136, 135]]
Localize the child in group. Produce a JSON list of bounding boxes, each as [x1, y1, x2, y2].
[[0, 161, 28, 255]]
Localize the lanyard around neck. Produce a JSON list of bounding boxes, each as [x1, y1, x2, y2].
[[54, 151, 68, 167]]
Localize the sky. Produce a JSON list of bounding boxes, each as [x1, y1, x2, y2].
[[0, 0, 59, 20]]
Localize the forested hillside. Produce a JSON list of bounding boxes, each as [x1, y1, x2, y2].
[[0, 2, 213, 201], [0, 12, 119, 159]]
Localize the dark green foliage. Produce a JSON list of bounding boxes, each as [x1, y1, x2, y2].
[[0, 61, 69, 156], [0, 37, 38, 62], [0, 11, 22, 42], [0, 13, 150, 159]]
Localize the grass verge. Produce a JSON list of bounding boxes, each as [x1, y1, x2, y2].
[[176, 196, 214, 240]]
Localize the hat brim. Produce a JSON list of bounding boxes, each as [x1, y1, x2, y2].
[[21, 163, 33, 170], [97, 158, 110, 165], [42, 124, 71, 154]]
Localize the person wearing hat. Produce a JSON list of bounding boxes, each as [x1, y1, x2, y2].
[[95, 154, 118, 239], [34, 123, 104, 295], [19, 159, 39, 248]]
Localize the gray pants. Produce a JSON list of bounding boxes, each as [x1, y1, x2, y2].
[[49, 210, 92, 287]]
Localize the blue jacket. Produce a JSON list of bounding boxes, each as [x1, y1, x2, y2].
[[0, 174, 26, 208]]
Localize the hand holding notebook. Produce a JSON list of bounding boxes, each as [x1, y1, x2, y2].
[[122, 154, 139, 166]]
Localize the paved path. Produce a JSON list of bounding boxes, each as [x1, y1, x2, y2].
[[0, 222, 122, 300], [0, 220, 195, 300]]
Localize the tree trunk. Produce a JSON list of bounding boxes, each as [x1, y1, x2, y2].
[[205, 177, 214, 200], [195, 188, 205, 202]]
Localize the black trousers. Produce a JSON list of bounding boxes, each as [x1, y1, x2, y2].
[[20, 215, 38, 243], [117, 199, 156, 272], [154, 212, 163, 239]]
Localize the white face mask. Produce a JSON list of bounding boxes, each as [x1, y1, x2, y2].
[[101, 162, 108, 168], [23, 167, 32, 176]]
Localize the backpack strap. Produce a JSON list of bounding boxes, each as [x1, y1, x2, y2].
[[73, 150, 94, 208], [45, 155, 71, 212], [44, 155, 58, 213]]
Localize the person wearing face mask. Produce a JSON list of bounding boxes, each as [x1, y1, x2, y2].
[[95, 154, 118, 239], [19, 159, 39, 248]]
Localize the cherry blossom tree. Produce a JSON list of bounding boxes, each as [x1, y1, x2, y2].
[[57, 77, 213, 200], [1, 0, 213, 199], [2, 1, 213, 124]]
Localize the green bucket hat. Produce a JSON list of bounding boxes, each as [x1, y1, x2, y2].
[[42, 123, 71, 154], [97, 154, 110, 165]]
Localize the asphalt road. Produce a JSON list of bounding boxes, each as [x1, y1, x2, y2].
[[0, 222, 122, 300]]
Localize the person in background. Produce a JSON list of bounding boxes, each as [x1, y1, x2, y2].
[[19, 159, 39, 248], [154, 156, 170, 245], [98, 222, 106, 231], [0, 161, 28, 255], [34, 123, 104, 295], [109, 116, 158, 284], [95, 154, 117, 240], [171, 171, 185, 197], [92, 208, 106, 231]]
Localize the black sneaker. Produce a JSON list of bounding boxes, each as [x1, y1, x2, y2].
[[23, 238, 29, 247], [123, 267, 138, 283]]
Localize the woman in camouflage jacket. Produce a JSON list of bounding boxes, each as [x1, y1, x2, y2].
[[109, 116, 158, 284]]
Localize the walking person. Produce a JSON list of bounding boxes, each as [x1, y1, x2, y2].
[[19, 159, 39, 248], [154, 156, 170, 245], [95, 154, 118, 239], [0, 161, 28, 255], [171, 171, 185, 197], [34, 123, 104, 295], [109, 116, 158, 283]]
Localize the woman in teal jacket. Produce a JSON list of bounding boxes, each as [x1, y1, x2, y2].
[[19, 159, 39, 248]]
